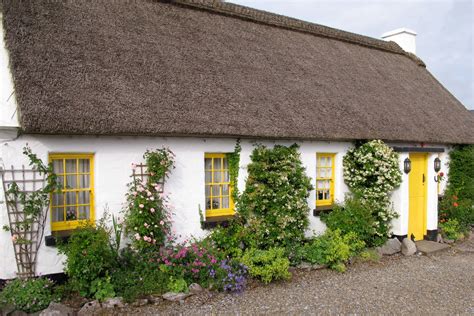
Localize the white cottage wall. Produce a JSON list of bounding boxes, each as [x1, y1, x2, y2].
[[0, 135, 449, 279]]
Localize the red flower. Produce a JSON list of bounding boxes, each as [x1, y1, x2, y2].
[[453, 202, 459, 207], [439, 172, 444, 177]]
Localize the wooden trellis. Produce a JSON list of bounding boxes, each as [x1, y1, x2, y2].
[[1, 165, 47, 279], [131, 163, 164, 193]]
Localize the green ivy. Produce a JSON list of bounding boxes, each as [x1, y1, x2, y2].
[[227, 139, 242, 205], [446, 145, 474, 201]]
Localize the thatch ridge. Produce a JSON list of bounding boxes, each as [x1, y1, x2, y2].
[[1, 0, 473, 144]]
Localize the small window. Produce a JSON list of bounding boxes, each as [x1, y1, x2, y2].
[[204, 153, 234, 217], [49, 154, 94, 231], [316, 153, 335, 207]]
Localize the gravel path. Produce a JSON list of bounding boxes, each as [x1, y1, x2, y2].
[[133, 234, 474, 315]]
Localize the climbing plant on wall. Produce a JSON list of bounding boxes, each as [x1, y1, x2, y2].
[[227, 139, 242, 207], [1, 146, 60, 278], [239, 144, 313, 249], [343, 140, 402, 239], [124, 148, 175, 252]]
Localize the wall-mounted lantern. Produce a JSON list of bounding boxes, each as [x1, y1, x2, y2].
[[404, 158, 411, 174], [434, 157, 441, 173]]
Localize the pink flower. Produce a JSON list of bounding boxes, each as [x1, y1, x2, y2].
[[132, 191, 138, 196], [131, 163, 137, 170], [160, 220, 164, 225], [134, 233, 141, 240], [149, 197, 155, 201], [150, 208, 155, 213], [144, 223, 149, 228], [139, 204, 144, 209], [11, 234, 18, 242], [147, 191, 152, 197]]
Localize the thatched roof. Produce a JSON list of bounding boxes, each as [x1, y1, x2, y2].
[[2, 0, 473, 144]]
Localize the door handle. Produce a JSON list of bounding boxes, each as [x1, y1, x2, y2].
[[422, 174, 425, 183]]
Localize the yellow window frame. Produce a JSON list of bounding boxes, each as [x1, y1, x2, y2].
[[316, 153, 336, 207], [49, 153, 95, 231], [204, 153, 235, 217]]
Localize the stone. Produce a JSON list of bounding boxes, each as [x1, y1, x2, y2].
[[131, 299, 149, 307], [162, 292, 191, 302], [39, 302, 76, 316], [401, 238, 417, 256], [296, 262, 312, 271], [188, 283, 203, 294], [377, 238, 401, 255], [147, 295, 163, 305], [1, 304, 15, 316], [102, 297, 125, 309], [78, 300, 101, 316], [415, 240, 450, 255], [311, 264, 326, 270], [444, 238, 455, 244], [436, 233, 443, 243]]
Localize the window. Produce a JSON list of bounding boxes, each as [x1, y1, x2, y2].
[[49, 154, 94, 231], [316, 153, 335, 207], [204, 153, 234, 217]]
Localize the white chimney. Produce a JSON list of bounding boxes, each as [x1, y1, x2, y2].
[[381, 28, 417, 55]]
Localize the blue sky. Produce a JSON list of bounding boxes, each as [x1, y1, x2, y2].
[[230, 0, 474, 110]]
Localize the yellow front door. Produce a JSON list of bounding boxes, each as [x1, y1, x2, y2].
[[408, 153, 428, 241]]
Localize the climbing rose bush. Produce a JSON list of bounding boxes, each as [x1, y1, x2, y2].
[[343, 140, 402, 238], [124, 148, 175, 251]]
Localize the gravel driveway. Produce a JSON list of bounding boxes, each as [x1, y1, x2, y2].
[[133, 234, 474, 315]]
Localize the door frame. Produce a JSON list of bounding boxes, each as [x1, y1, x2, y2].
[[408, 153, 428, 241]]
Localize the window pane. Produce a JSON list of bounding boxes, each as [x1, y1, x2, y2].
[[316, 180, 323, 189], [211, 198, 220, 209], [52, 207, 64, 222], [222, 184, 229, 195], [206, 198, 211, 210], [66, 159, 76, 173], [222, 196, 229, 208], [66, 175, 77, 189], [78, 159, 90, 173], [205, 171, 212, 183], [78, 191, 90, 204], [205, 158, 212, 170], [52, 160, 64, 174], [212, 185, 220, 197], [214, 158, 221, 170], [223, 170, 229, 182], [66, 206, 77, 221], [213, 171, 221, 183], [78, 206, 90, 220], [317, 191, 324, 200], [52, 193, 64, 207], [223, 158, 228, 169], [66, 192, 76, 205], [57, 175, 65, 189], [79, 174, 90, 189], [205, 185, 211, 198]]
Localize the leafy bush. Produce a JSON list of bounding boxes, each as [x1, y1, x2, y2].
[[439, 219, 464, 241], [240, 247, 291, 284], [322, 196, 386, 247], [58, 225, 117, 297], [206, 220, 246, 258], [0, 278, 55, 313], [357, 249, 381, 263], [303, 229, 364, 272], [239, 144, 313, 249], [110, 248, 168, 302], [446, 145, 474, 201], [90, 276, 115, 302], [343, 140, 402, 240], [439, 195, 474, 231], [167, 277, 188, 293]]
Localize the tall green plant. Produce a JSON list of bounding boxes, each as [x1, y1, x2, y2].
[[239, 144, 313, 249], [446, 145, 474, 201]]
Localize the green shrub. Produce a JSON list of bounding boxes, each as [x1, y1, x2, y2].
[[206, 220, 246, 259], [0, 278, 55, 313], [358, 249, 381, 263], [240, 247, 291, 284], [439, 219, 464, 241], [446, 145, 474, 201], [322, 196, 386, 247], [167, 277, 188, 293], [439, 195, 474, 231], [58, 225, 117, 297], [90, 276, 115, 302], [303, 229, 364, 272], [239, 144, 313, 249], [110, 248, 168, 302]]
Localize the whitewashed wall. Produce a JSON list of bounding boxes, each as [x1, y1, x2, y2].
[[0, 135, 355, 279]]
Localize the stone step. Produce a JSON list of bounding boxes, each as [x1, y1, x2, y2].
[[415, 240, 450, 255]]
